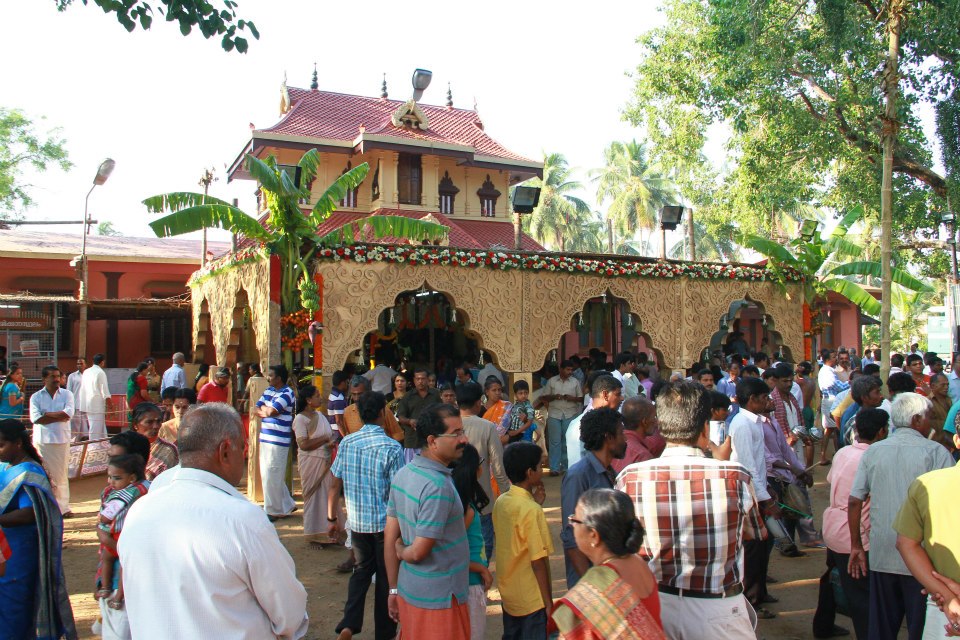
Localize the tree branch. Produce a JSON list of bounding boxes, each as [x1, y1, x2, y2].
[[797, 90, 826, 120], [854, 0, 880, 19], [788, 68, 837, 102], [898, 238, 949, 250]]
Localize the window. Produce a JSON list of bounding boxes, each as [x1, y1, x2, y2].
[[397, 153, 422, 205], [56, 302, 71, 352], [371, 160, 381, 201], [438, 171, 459, 215], [151, 316, 192, 355], [477, 175, 501, 217], [338, 162, 360, 208]]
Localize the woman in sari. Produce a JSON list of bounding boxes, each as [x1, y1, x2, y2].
[[481, 377, 511, 444], [130, 403, 179, 481], [0, 419, 77, 639], [292, 384, 341, 545], [386, 373, 408, 415], [125, 363, 150, 426], [0, 365, 25, 421], [143, 358, 162, 404], [552, 488, 665, 640]]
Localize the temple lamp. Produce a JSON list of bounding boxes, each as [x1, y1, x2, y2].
[[799, 219, 820, 242], [511, 186, 541, 250], [78, 158, 116, 360], [412, 69, 432, 101]]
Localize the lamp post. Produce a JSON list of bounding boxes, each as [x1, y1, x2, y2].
[[77, 158, 115, 360], [659, 206, 685, 260], [510, 185, 541, 250], [944, 203, 959, 358]]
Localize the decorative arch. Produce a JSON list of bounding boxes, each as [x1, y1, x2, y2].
[[703, 296, 791, 362], [193, 299, 212, 364], [225, 288, 260, 369], [318, 261, 523, 374]]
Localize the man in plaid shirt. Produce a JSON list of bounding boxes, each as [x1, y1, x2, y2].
[[329, 391, 404, 640], [615, 380, 765, 639]]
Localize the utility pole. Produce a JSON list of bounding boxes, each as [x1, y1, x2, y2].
[[198, 168, 218, 266], [687, 208, 696, 261]]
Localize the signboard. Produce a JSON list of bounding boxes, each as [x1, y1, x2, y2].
[[68, 438, 111, 479], [0, 318, 49, 330], [927, 307, 952, 356], [19, 339, 40, 356]]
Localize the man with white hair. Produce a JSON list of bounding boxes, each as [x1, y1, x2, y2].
[[119, 403, 308, 639], [161, 352, 188, 392], [848, 392, 954, 640]]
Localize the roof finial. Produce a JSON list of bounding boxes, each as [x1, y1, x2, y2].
[[310, 63, 318, 90], [381, 73, 388, 100], [445, 83, 453, 109]]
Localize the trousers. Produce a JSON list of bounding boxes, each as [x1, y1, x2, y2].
[[337, 531, 397, 640], [869, 570, 926, 640], [546, 416, 574, 473]]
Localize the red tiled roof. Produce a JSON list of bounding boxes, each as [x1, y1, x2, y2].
[[312, 209, 544, 251], [259, 88, 537, 165]]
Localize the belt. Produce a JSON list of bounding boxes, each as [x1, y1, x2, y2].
[[658, 583, 744, 600]]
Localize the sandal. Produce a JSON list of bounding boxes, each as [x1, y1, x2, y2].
[[336, 558, 356, 573]]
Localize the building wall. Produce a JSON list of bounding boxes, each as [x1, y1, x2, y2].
[[0, 255, 198, 371], [263, 147, 515, 222]]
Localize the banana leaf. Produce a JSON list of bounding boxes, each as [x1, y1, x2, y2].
[[827, 261, 934, 293], [297, 149, 322, 197], [146, 200, 271, 241], [830, 204, 866, 239], [244, 155, 281, 194], [316, 215, 448, 246], [743, 235, 802, 268], [824, 278, 881, 316], [310, 163, 370, 224]]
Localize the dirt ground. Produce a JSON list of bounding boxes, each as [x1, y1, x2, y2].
[[61, 463, 868, 640]]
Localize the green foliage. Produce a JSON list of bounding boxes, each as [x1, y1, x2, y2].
[[628, 0, 956, 273], [520, 153, 594, 252], [55, 0, 259, 53], [0, 108, 71, 218], [144, 152, 447, 316], [96, 221, 121, 236]]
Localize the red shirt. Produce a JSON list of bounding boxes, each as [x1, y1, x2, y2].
[[611, 429, 654, 474], [197, 381, 229, 404]]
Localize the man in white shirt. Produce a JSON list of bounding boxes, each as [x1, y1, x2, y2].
[[80, 353, 111, 440], [161, 352, 187, 392], [66, 357, 86, 441], [566, 374, 623, 468], [729, 376, 781, 616], [29, 365, 75, 515], [476, 357, 505, 388], [119, 403, 308, 640], [362, 362, 397, 395], [612, 352, 640, 398], [542, 360, 583, 475], [948, 354, 960, 404]]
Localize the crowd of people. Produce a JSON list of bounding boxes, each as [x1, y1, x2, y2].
[[1, 343, 960, 639]]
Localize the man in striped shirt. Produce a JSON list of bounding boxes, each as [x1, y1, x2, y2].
[[255, 364, 296, 521], [328, 370, 349, 434], [615, 380, 765, 639]]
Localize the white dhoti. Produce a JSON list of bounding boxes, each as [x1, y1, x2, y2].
[[258, 442, 296, 517], [98, 592, 131, 640], [38, 442, 70, 514], [86, 411, 108, 440], [71, 410, 88, 440]]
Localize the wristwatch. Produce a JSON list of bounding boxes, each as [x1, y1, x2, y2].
[[388, 588, 399, 596]]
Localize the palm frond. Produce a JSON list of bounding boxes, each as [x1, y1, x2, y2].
[[310, 163, 370, 223], [316, 214, 447, 246]]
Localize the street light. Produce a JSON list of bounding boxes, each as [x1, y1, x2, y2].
[[943, 203, 959, 357], [511, 185, 541, 250], [799, 219, 820, 241], [411, 69, 432, 101], [659, 206, 685, 259], [78, 158, 115, 360]]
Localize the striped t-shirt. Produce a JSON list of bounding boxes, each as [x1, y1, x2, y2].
[[256, 385, 295, 447], [327, 389, 346, 432], [387, 455, 469, 609]]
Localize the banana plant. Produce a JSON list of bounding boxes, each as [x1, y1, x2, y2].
[[144, 150, 448, 315], [743, 205, 933, 316]]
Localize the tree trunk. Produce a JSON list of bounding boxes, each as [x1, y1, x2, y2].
[[880, 1, 906, 388]]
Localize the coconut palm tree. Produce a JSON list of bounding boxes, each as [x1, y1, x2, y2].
[[743, 205, 932, 317], [669, 219, 740, 262], [521, 152, 591, 252], [591, 140, 678, 248], [144, 149, 448, 319]]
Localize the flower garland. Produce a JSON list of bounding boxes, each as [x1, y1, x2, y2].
[[314, 244, 803, 282], [187, 245, 267, 286]]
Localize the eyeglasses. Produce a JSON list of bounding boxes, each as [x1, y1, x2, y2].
[[479, 456, 486, 465], [568, 515, 588, 526], [434, 430, 466, 439]]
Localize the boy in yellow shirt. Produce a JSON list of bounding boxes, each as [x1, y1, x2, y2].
[[493, 441, 553, 639]]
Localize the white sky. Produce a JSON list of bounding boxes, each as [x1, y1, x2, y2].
[[0, 0, 681, 244]]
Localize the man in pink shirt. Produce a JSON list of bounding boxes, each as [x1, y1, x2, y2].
[[813, 407, 889, 639], [612, 396, 659, 474]]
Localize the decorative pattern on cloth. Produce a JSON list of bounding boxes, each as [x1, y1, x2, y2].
[[553, 565, 666, 640]]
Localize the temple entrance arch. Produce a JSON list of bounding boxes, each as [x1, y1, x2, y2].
[[225, 288, 260, 370], [193, 299, 212, 364], [552, 290, 665, 374], [706, 296, 792, 363], [345, 285, 498, 381]]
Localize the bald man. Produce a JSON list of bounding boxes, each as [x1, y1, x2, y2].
[[612, 396, 660, 474]]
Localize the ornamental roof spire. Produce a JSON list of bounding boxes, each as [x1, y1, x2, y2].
[[310, 63, 318, 90], [380, 73, 388, 100], [446, 83, 453, 109]]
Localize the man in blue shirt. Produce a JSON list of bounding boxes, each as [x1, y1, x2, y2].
[[559, 406, 626, 588], [255, 364, 296, 521], [160, 352, 187, 392], [330, 391, 403, 640]]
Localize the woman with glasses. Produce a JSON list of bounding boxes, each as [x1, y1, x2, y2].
[[130, 403, 179, 481], [553, 488, 665, 639]]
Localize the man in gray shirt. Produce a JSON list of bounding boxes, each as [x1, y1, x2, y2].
[[457, 382, 510, 560], [385, 404, 470, 636], [848, 392, 954, 640]]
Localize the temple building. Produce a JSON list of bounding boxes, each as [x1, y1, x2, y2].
[[190, 74, 805, 392]]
